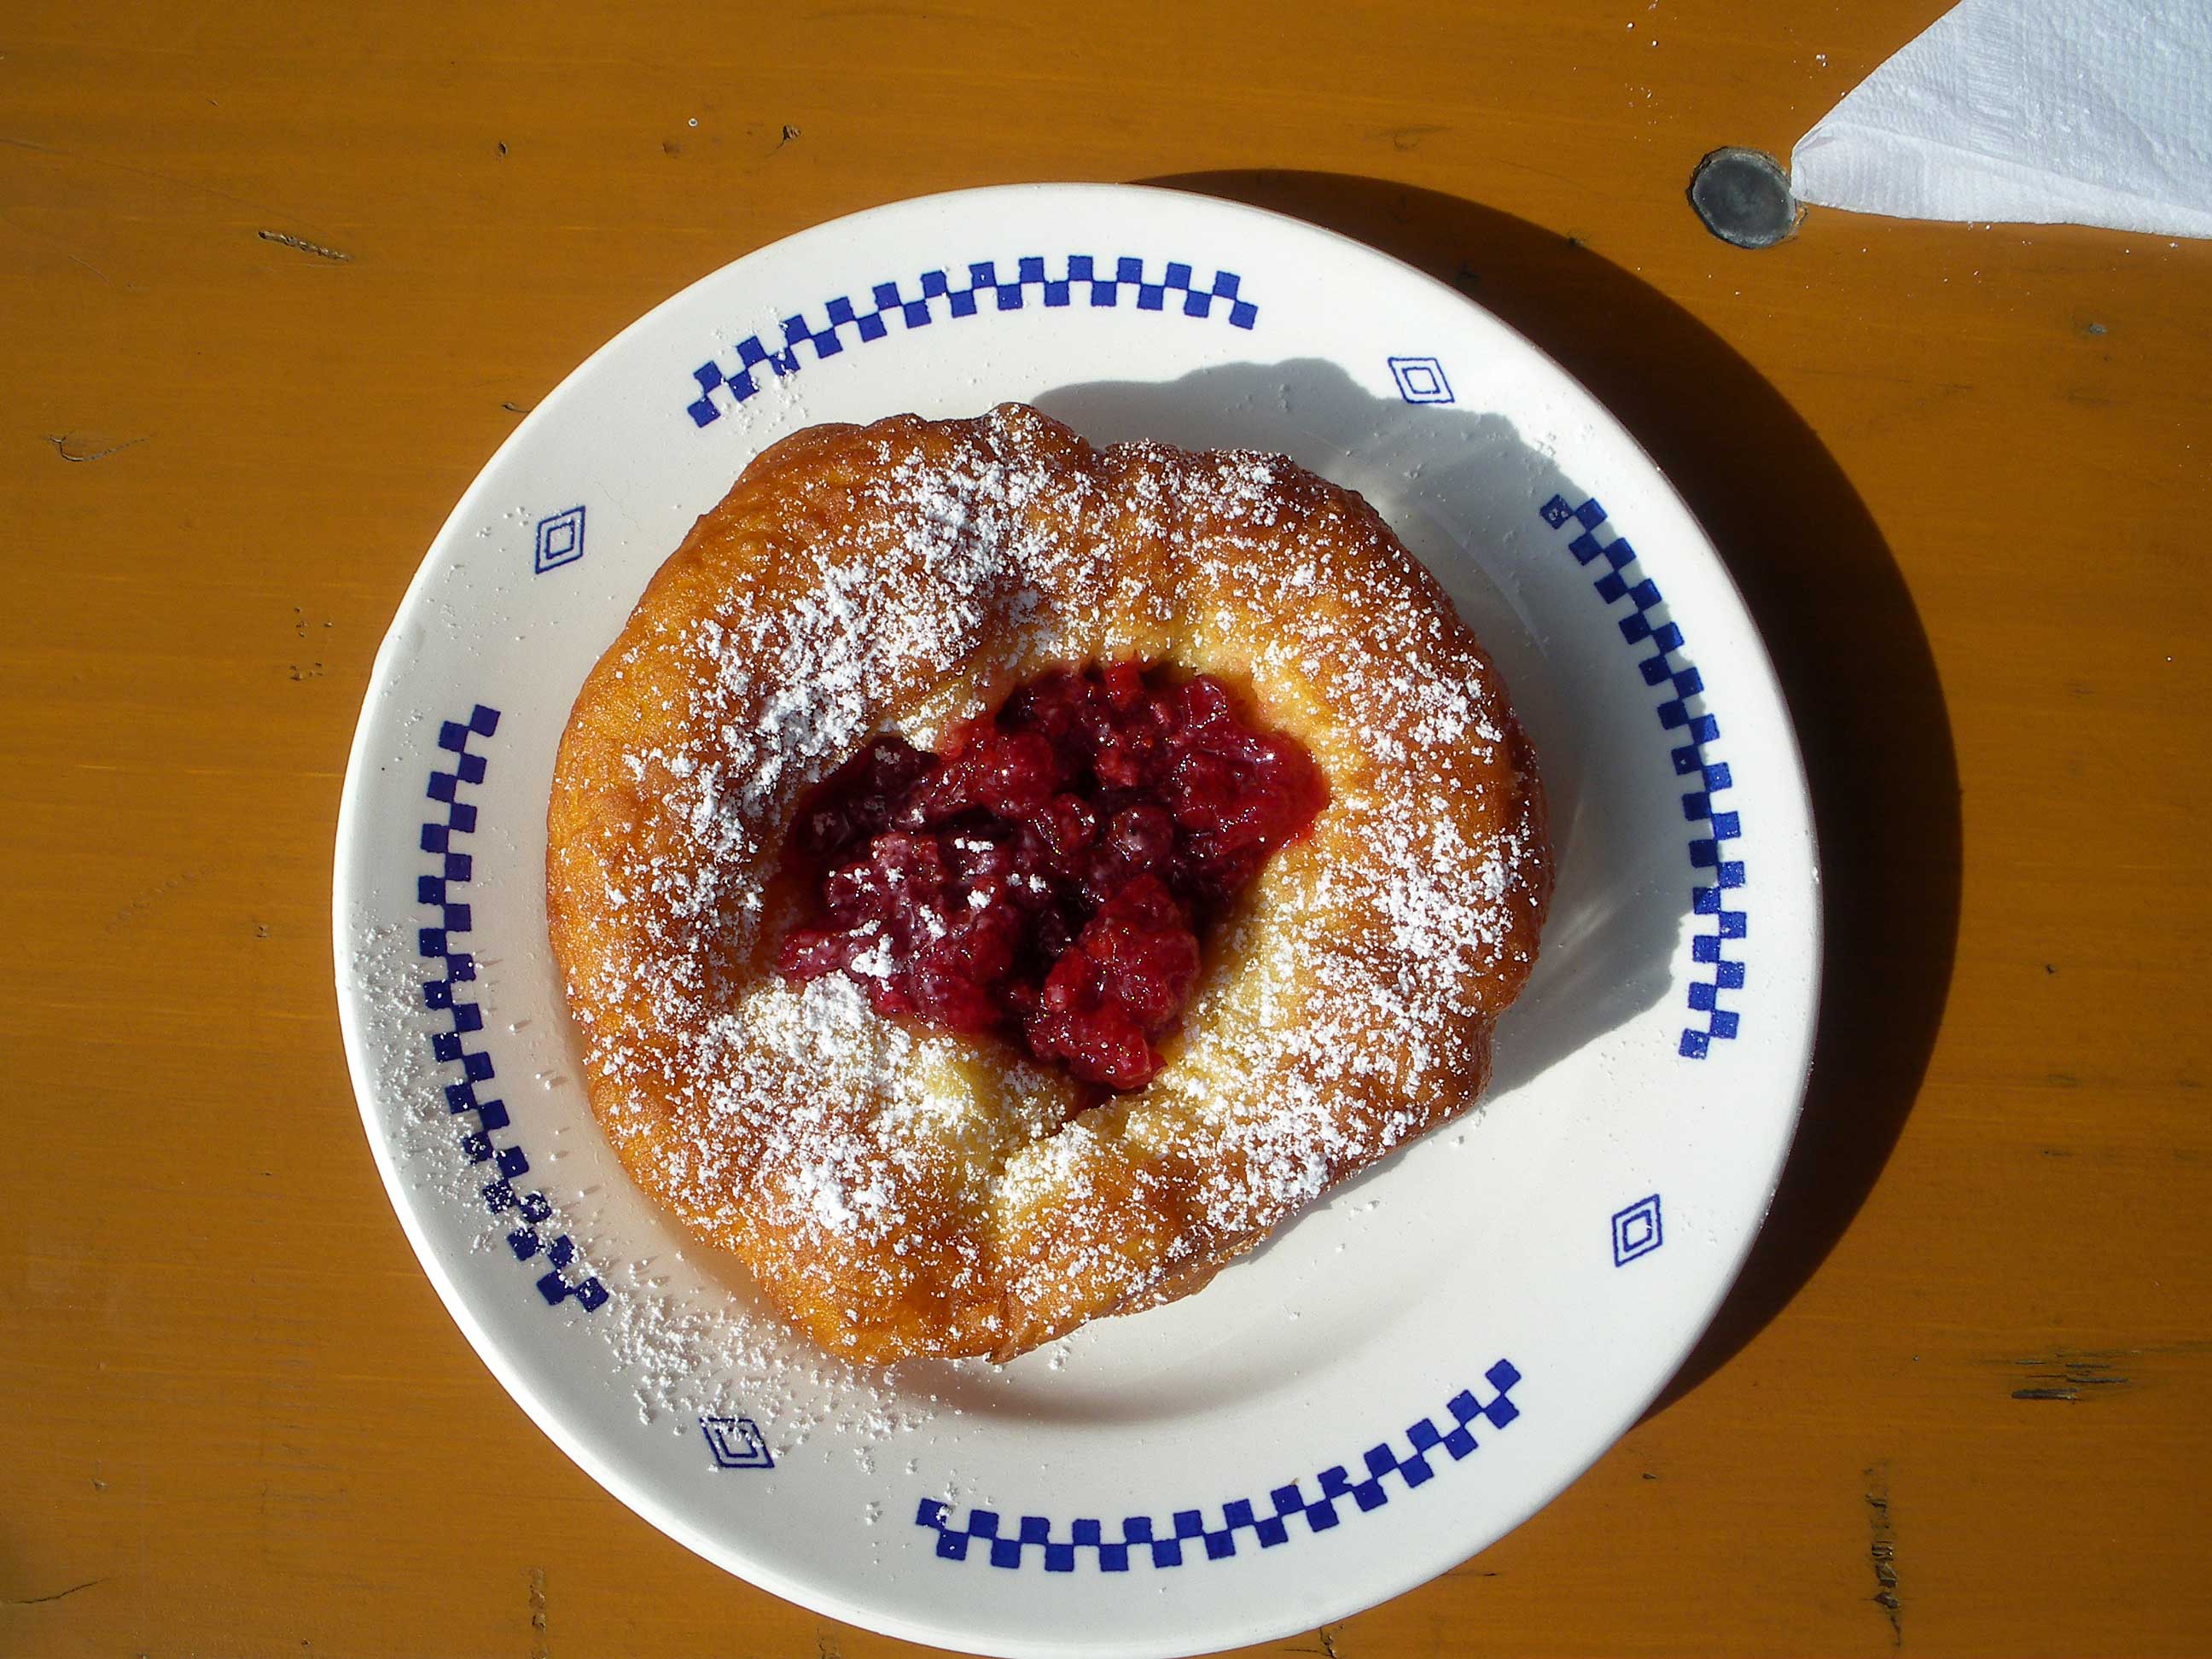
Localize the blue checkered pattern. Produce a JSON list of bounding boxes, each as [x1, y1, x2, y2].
[[418, 706, 607, 1313], [1540, 493, 1746, 1057], [684, 255, 1258, 427], [913, 1361, 1521, 1571]]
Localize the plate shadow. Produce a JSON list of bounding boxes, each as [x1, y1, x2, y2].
[[1139, 170, 1962, 1407]]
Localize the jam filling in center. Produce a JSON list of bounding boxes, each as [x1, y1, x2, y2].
[[775, 662, 1329, 1090]]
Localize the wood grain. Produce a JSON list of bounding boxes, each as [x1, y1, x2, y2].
[[3, 1, 2208, 1654]]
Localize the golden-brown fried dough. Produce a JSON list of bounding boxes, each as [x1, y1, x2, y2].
[[547, 405, 1548, 1362]]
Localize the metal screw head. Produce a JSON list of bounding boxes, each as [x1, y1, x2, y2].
[[1689, 148, 1802, 249]]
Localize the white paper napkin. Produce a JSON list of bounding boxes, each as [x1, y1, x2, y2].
[[1790, 0, 2212, 238]]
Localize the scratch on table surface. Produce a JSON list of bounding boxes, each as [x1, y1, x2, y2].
[[104, 866, 203, 934], [527, 1566, 548, 1659], [258, 228, 352, 261], [2013, 1349, 2128, 1400], [1864, 1465, 1901, 1647], [2, 1577, 108, 1607], [1383, 123, 1448, 151], [0, 210, 113, 282], [1843, 378, 1976, 441], [814, 1624, 843, 1659], [44, 432, 147, 463], [2000, 1341, 2212, 1401], [3, 133, 295, 218]]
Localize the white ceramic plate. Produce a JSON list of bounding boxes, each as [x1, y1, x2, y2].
[[334, 183, 1819, 1659]]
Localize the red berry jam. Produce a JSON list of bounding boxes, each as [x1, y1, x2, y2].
[[775, 663, 1328, 1089]]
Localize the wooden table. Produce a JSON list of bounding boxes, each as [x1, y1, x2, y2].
[[8, 2, 2209, 1654]]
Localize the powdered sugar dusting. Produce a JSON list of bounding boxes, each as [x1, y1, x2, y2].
[[346, 910, 949, 1452]]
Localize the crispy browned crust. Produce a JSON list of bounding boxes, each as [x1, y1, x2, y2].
[[547, 405, 1549, 1363]]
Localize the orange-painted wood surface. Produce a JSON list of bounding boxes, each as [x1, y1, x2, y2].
[[5, 2, 2208, 1654]]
